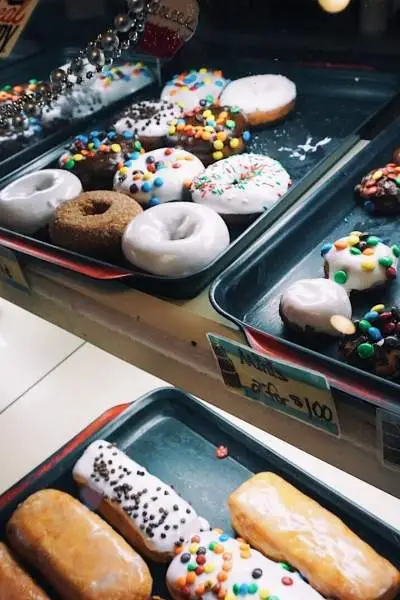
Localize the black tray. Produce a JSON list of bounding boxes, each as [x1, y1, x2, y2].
[[1, 387, 399, 599], [210, 119, 400, 403], [1, 61, 400, 299]]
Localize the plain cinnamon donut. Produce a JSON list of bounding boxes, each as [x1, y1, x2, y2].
[[49, 190, 142, 259]]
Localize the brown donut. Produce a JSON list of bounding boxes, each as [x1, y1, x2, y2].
[[49, 191, 143, 259]]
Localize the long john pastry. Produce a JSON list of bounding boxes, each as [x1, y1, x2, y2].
[[73, 440, 210, 562]]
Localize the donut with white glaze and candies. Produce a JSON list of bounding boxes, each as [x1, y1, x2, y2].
[[161, 68, 228, 112]]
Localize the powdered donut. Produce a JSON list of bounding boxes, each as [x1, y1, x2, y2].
[[161, 69, 228, 112], [220, 74, 296, 126], [114, 147, 204, 207], [113, 100, 183, 150], [321, 232, 399, 292], [49, 191, 143, 259], [122, 202, 229, 277], [191, 153, 291, 221]]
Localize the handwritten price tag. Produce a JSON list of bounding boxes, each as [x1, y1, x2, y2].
[[0, 0, 39, 57], [0, 246, 29, 291], [208, 334, 340, 437]]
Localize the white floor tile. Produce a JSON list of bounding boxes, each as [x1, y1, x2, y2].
[[0, 299, 83, 413]]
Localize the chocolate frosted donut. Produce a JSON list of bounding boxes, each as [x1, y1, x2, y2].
[[49, 191, 143, 259], [167, 101, 250, 166], [59, 130, 144, 191], [340, 304, 400, 381], [355, 163, 400, 215]]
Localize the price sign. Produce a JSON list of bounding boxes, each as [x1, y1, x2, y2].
[[208, 334, 340, 437], [378, 409, 400, 471], [0, 0, 40, 58], [0, 246, 29, 290]]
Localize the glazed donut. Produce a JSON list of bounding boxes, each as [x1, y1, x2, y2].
[[161, 69, 228, 112], [167, 102, 250, 166], [191, 153, 291, 222], [355, 163, 400, 215], [0, 169, 82, 235], [321, 232, 399, 292], [122, 202, 230, 276], [220, 74, 296, 126], [49, 191, 143, 259], [279, 278, 352, 336], [114, 147, 204, 207], [59, 129, 144, 190], [113, 100, 183, 150]]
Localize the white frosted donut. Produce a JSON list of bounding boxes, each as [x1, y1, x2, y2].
[[191, 153, 291, 216], [167, 529, 324, 600], [220, 74, 296, 125], [113, 100, 182, 142], [122, 202, 230, 277], [0, 169, 82, 234], [114, 147, 204, 207], [279, 278, 352, 336], [161, 69, 228, 112], [93, 62, 153, 105], [321, 232, 399, 292]]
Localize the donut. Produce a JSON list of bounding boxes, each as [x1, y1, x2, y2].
[[93, 62, 153, 105], [166, 529, 324, 600], [167, 102, 251, 166], [0, 169, 82, 235], [220, 74, 296, 126], [122, 202, 230, 276], [191, 153, 291, 222], [355, 163, 400, 215], [160, 68, 228, 112], [49, 191, 143, 259], [340, 304, 400, 381], [114, 147, 204, 207], [113, 100, 183, 150], [59, 129, 144, 190], [279, 278, 352, 336], [321, 232, 399, 293]]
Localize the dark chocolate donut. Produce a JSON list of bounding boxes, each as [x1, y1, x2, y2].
[[355, 163, 400, 215]]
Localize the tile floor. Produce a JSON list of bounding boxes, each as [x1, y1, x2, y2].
[[0, 298, 399, 532]]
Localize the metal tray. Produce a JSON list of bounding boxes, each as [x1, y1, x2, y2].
[[1, 61, 399, 299], [0, 387, 398, 598], [210, 119, 400, 403]]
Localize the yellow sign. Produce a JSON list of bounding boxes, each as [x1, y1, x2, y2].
[[0, 0, 39, 58], [0, 246, 29, 290], [208, 334, 340, 436]]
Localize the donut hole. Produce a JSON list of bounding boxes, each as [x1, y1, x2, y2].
[[81, 200, 111, 216], [34, 174, 55, 192], [170, 215, 198, 241]]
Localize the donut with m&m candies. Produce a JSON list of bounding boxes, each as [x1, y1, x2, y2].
[[355, 163, 400, 215], [161, 69, 228, 112]]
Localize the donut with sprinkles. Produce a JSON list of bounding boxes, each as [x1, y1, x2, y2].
[[321, 232, 399, 293], [355, 163, 400, 215], [161, 68, 228, 112], [167, 529, 324, 600]]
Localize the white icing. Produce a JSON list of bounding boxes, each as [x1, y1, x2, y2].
[[93, 63, 153, 105], [122, 202, 230, 277], [0, 169, 82, 234], [114, 100, 182, 138], [114, 147, 204, 205], [167, 529, 324, 600], [220, 75, 296, 115], [161, 70, 228, 112], [324, 235, 398, 292], [280, 278, 352, 336], [191, 153, 291, 215], [73, 440, 210, 557]]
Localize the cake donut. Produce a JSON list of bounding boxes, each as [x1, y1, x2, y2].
[[113, 100, 183, 150], [0, 169, 82, 235], [191, 153, 291, 222], [321, 232, 399, 292], [49, 191, 142, 259], [340, 304, 400, 381], [122, 202, 230, 277], [355, 163, 400, 214], [0, 542, 50, 600], [114, 147, 204, 207], [59, 129, 144, 190], [161, 69, 228, 112], [166, 528, 324, 600], [279, 278, 352, 336], [167, 102, 251, 166], [220, 75, 296, 126], [73, 440, 210, 563]]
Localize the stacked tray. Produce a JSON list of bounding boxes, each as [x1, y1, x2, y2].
[[210, 118, 400, 404], [1, 59, 399, 299], [0, 387, 399, 598]]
